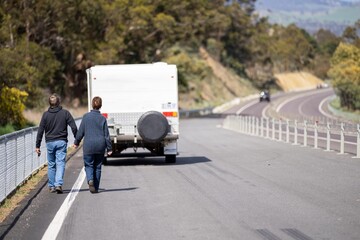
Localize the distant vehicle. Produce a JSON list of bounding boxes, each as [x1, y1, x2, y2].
[[316, 83, 329, 89], [259, 90, 270, 102]]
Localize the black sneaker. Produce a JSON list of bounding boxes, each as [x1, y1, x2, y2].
[[49, 187, 56, 193], [88, 180, 96, 193], [55, 186, 63, 194]]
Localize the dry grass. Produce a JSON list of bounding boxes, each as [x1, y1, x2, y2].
[[275, 72, 324, 92], [199, 47, 256, 98], [0, 166, 47, 222], [0, 147, 78, 223], [23, 106, 88, 125]]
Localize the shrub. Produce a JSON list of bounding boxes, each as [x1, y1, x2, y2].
[[0, 87, 28, 128], [0, 124, 16, 136]]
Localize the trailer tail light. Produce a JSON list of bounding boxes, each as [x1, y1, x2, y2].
[[102, 113, 108, 119], [162, 112, 178, 117]]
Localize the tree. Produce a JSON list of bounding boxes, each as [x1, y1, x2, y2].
[[246, 18, 275, 87], [308, 29, 340, 78], [315, 29, 340, 56], [341, 20, 360, 48], [222, 2, 254, 73], [328, 43, 360, 110], [270, 24, 314, 72]]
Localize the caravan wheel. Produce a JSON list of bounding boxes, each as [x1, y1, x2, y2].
[[137, 111, 169, 143]]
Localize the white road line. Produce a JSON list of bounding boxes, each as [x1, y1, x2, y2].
[[236, 100, 258, 115], [262, 104, 270, 119], [276, 89, 333, 113], [276, 91, 315, 113], [319, 95, 337, 120], [42, 168, 86, 240], [298, 97, 309, 117]]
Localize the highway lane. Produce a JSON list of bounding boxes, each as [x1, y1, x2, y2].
[[225, 88, 336, 120], [236, 100, 269, 118], [2, 118, 360, 240], [222, 88, 360, 154], [277, 88, 335, 120], [223, 96, 274, 118]]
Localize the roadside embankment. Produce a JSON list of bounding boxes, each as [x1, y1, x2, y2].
[[275, 72, 324, 92]]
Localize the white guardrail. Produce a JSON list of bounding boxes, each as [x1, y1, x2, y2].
[[223, 115, 360, 158], [0, 119, 81, 203]]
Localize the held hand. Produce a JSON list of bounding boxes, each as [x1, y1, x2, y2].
[[72, 144, 78, 149], [107, 151, 113, 156], [35, 148, 41, 156]]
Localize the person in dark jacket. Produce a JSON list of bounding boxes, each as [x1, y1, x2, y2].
[[36, 94, 78, 194], [74, 96, 112, 193]]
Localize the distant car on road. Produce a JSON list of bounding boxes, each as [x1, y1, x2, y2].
[[316, 83, 329, 89], [259, 90, 270, 102]]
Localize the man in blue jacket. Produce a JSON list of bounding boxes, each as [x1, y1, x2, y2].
[[36, 94, 78, 194]]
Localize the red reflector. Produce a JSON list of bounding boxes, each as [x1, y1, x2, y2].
[[102, 113, 108, 118], [162, 112, 177, 117]]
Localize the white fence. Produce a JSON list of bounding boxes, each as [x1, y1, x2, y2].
[[0, 119, 81, 203], [223, 115, 360, 158]]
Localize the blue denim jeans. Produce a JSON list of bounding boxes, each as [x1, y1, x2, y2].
[[83, 154, 104, 191], [46, 140, 67, 187]]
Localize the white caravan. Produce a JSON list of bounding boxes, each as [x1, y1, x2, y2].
[[86, 62, 179, 163]]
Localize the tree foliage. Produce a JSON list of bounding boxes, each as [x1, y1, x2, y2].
[[0, 0, 358, 128], [0, 86, 28, 128], [328, 43, 360, 110]]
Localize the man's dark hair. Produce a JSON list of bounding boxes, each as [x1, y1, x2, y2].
[[49, 94, 60, 108], [92, 96, 102, 110]]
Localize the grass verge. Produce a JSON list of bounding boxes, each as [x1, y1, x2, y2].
[[0, 146, 79, 223], [0, 124, 16, 136], [329, 97, 360, 122], [0, 166, 48, 222]]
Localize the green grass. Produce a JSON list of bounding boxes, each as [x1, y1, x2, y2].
[[329, 97, 360, 122], [0, 124, 16, 136], [0, 121, 36, 136], [329, 96, 341, 109]]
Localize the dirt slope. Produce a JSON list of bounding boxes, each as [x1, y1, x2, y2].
[[275, 72, 325, 92]]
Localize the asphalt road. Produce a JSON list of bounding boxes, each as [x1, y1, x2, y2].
[[276, 88, 335, 120], [225, 88, 336, 120], [1, 118, 360, 240]]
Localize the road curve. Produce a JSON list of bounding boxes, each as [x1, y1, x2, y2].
[[276, 88, 335, 120], [224, 88, 336, 121]]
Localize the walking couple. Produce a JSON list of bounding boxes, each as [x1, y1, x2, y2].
[[36, 94, 112, 194]]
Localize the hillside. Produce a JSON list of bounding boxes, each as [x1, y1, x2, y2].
[[23, 49, 258, 123], [179, 48, 324, 109], [275, 72, 325, 92], [178, 48, 258, 109]]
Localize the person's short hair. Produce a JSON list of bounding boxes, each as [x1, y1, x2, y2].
[[49, 94, 60, 107], [92, 96, 102, 110]]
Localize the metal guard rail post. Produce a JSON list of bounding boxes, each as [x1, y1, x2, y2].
[[0, 118, 81, 204], [223, 115, 360, 158]]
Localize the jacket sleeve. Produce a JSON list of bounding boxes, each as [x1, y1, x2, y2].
[[66, 111, 78, 138], [103, 120, 112, 151], [36, 113, 46, 148], [74, 118, 85, 145]]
